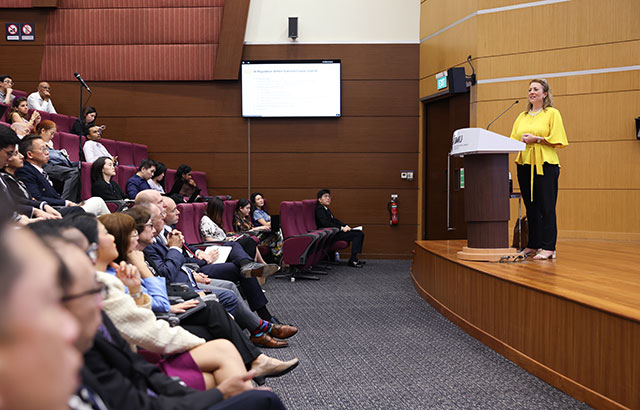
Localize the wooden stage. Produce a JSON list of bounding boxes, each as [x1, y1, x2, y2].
[[411, 239, 640, 410]]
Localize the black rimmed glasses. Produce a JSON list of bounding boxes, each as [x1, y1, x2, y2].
[[62, 282, 108, 302]]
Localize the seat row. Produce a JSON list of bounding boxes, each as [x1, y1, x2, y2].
[[79, 163, 209, 202]]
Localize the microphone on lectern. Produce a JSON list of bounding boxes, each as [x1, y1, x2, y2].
[[486, 100, 519, 130]]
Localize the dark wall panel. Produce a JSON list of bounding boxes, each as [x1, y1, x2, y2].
[[251, 153, 418, 189], [250, 117, 418, 153]]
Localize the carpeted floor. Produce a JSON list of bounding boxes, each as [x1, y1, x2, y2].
[[258, 259, 592, 410]]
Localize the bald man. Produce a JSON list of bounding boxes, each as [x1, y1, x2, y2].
[[27, 82, 57, 114]]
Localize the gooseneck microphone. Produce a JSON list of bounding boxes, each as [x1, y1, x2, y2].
[[73, 72, 91, 93], [486, 100, 519, 130]]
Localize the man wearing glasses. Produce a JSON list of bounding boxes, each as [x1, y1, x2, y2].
[[27, 81, 57, 114], [0, 75, 15, 105], [15, 135, 110, 215]]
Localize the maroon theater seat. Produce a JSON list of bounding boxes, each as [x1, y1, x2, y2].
[[192, 202, 208, 241], [12, 90, 27, 99], [191, 171, 208, 196], [52, 132, 62, 150], [99, 138, 118, 160], [115, 141, 135, 166], [116, 165, 137, 196], [164, 168, 177, 192], [58, 132, 82, 162], [27, 108, 51, 123], [49, 113, 76, 133], [222, 200, 238, 233], [176, 203, 200, 245], [80, 162, 93, 201], [132, 143, 148, 167], [279, 201, 320, 268], [0, 102, 8, 122]]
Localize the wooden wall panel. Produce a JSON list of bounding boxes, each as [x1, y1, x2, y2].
[[250, 117, 418, 153], [101, 117, 249, 153], [477, 0, 640, 56], [149, 153, 247, 189], [213, 0, 249, 80], [243, 44, 418, 81], [251, 153, 418, 189], [47, 81, 243, 118], [420, 0, 476, 39], [342, 80, 418, 117], [419, 20, 477, 80]]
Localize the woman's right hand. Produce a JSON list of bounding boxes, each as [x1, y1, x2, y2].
[[110, 261, 143, 294]]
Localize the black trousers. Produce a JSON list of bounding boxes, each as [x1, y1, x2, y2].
[[334, 230, 365, 260], [180, 300, 261, 367], [516, 163, 560, 251]]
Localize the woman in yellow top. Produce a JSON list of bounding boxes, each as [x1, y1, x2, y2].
[[509, 79, 568, 260]]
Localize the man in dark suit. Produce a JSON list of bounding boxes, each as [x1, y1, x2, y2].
[[15, 135, 110, 215], [315, 188, 365, 268], [54, 241, 286, 410]]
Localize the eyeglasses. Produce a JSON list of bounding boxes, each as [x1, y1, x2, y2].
[[130, 231, 139, 238], [62, 282, 108, 302], [39, 146, 50, 153], [1, 148, 16, 158], [2, 79, 13, 86], [86, 242, 98, 263]]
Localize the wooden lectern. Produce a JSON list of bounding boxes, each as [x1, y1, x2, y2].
[[451, 128, 525, 261]]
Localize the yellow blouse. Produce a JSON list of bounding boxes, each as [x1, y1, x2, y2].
[[509, 107, 568, 199], [509, 107, 568, 171]]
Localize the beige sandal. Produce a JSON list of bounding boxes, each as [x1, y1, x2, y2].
[[533, 250, 556, 260]]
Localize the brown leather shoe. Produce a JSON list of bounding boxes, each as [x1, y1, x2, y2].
[[269, 324, 298, 339], [250, 333, 288, 348]]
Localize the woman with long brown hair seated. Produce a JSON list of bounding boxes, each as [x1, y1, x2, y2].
[[7, 97, 40, 133]]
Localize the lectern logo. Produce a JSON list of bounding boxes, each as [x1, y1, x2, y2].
[[453, 134, 463, 145]]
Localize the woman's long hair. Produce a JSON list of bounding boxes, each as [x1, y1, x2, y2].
[[90, 156, 112, 183], [205, 197, 225, 227], [98, 213, 136, 264], [8, 97, 28, 123]]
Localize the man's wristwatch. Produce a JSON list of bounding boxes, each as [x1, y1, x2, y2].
[[130, 291, 143, 299]]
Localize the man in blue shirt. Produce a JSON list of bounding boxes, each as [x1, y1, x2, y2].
[[126, 159, 155, 199]]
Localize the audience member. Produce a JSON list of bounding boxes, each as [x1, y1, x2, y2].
[[234, 198, 270, 235], [27, 81, 57, 113], [0, 222, 81, 410], [126, 158, 155, 199], [147, 160, 167, 192], [71, 105, 104, 137], [250, 192, 271, 227], [1, 141, 63, 220], [83, 125, 116, 163], [37, 120, 81, 202], [91, 156, 127, 200], [0, 125, 32, 224], [10, 121, 29, 139], [16, 135, 110, 215], [201, 196, 268, 264], [0, 75, 15, 105], [315, 189, 365, 268], [168, 163, 201, 203], [7, 97, 40, 131], [250, 192, 283, 258]]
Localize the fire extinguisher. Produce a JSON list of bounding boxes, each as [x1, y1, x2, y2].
[[388, 194, 399, 225]]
